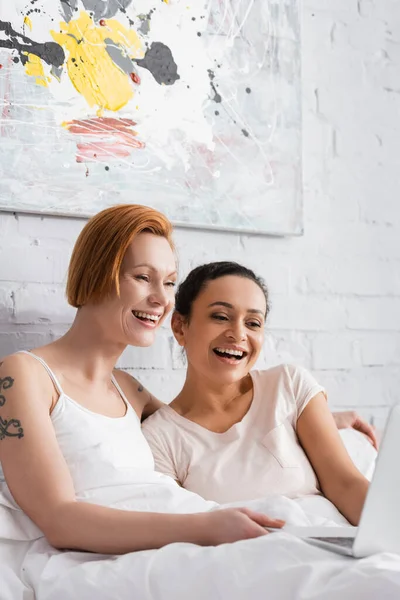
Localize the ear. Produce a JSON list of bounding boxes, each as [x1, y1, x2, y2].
[[171, 311, 187, 347]]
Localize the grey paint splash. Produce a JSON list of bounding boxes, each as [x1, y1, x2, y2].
[[51, 65, 63, 80], [137, 10, 155, 36], [60, 0, 134, 21], [0, 20, 65, 67], [105, 38, 135, 74], [59, 0, 78, 22], [135, 42, 179, 86]]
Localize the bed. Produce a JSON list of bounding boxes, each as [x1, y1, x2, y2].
[[1, 431, 399, 600]]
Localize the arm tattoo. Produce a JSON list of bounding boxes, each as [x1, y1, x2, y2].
[[137, 381, 153, 402], [0, 375, 24, 440], [0, 375, 14, 406]]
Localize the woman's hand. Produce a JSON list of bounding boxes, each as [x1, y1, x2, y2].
[[332, 411, 378, 450], [198, 508, 285, 545]]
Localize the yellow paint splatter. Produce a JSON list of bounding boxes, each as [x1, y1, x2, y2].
[[51, 11, 144, 112], [24, 53, 50, 87], [24, 16, 33, 30]]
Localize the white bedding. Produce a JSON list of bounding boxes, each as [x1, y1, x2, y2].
[[1, 431, 399, 600]]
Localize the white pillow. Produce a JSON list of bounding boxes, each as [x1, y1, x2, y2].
[[339, 428, 377, 481]]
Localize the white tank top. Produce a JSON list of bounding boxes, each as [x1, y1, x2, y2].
[[0, 352, 217, 523], [9, 351, 164, 496]]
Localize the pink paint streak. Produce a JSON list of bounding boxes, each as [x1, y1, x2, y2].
[[1, 56, 13, 136], [76, 142, 135, 162], [183, 142, 218, 190], [63, 117, 145, 163]]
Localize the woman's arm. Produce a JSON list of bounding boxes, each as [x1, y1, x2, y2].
[[113, 369, 163, 421], [297, 393, 369, 525], [0, 356, 280, 553]]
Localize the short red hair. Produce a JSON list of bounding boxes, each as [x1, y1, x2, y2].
[[66, 204, 174, 307]]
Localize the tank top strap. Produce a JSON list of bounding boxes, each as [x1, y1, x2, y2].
[[18, 350, 64, 396], [111, 373, 132, 413]]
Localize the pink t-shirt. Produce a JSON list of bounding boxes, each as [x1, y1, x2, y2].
[[142, 364, 325, 504]]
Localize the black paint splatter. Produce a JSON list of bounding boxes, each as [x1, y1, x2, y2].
[[135, 42, 179, 85], [242, 129, 249, 137], [26, 8, 42, 17], [0, 20, 64, 67], [208, 69, 222, 103], [26, 0, 41, 13], [246, 87, 251, 93], [119, 7, 134, 27]]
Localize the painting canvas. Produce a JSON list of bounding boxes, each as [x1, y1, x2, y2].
[[0, 1, 302, 235]]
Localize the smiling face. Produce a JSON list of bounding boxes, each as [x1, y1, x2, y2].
[[172, 275, 267, 385], [97, 232, 177, 347]]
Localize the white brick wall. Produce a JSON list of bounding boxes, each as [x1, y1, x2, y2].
[[0, 0, 399, 431]]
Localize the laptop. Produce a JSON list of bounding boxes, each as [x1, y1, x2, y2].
[[269, 404, 400, 558]]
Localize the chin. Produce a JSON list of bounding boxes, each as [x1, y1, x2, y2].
[[126, 333, 156, 348]]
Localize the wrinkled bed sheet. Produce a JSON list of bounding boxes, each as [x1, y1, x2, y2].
[[1, 431, 399, 600]]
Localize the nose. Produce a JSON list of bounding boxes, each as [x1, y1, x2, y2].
[[225, 320, 246, 342], [148, 282, 169, 308]]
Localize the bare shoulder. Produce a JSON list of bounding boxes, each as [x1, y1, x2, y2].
[[0, 351, 40, 379], [0, 352, 55, 410], [113, 369, 149, 407], [113, 368, 145, 395], [113, 369, 164, 420]]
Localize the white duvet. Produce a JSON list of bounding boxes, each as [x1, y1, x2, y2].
[[1, 432, 399, 600]]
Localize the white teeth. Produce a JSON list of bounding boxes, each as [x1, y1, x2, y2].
[[133, 311, 160, 322], [215, 347, 244, 357]]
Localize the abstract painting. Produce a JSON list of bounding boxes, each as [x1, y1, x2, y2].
[[0, 1, 302, 235]]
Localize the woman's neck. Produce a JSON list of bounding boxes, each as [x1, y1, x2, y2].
[[42, 309, 126, 383], [171, 368, 253, 417]]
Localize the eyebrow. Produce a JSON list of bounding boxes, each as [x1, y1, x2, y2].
[[207, 301, 265, 316], [132, 264, 177, 277]]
